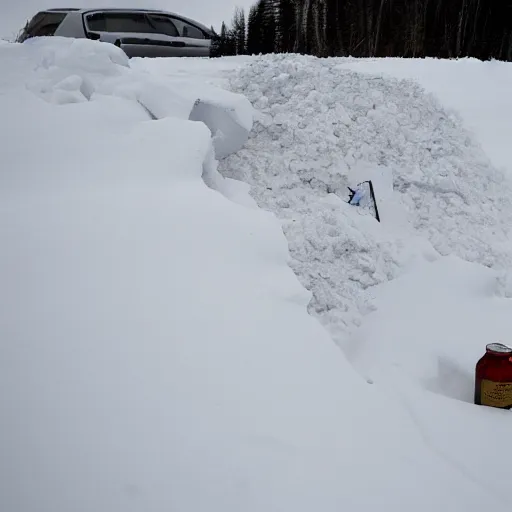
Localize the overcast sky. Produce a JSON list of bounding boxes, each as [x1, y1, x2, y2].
[[0, 0, 256, 39]]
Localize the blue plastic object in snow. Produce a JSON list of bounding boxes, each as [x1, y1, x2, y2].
[[349, 188, 365, 205], [347, 181, 380, 222]]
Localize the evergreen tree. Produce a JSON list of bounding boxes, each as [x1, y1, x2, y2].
[[232, 8, 247, 55], [325, 0, 343, 55], [209, 25, 222, 57], [220, 21, 229, 55], [221, 0, 512, 61], [247, 3, 264, 54], [210, 21, 237, 57], [277, 0, 296, 53], [260, 0, 277, 54], [225, 27, 237, 56], [302, 0, 317, 55]]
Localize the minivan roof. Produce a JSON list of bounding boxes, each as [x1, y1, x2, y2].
[[40, 7, 212, 33]]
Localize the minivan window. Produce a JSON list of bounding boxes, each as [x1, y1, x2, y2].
[[169, 17, 206, 39], [86, 12, 155, 34], [17, 12, 67, 42], [147, 15, 179, 37]]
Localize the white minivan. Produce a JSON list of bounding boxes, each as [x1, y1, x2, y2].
[[17, 8, 213, 58]]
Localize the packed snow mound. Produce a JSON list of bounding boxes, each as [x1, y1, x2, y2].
[[221, 54, 512, 342], [336, 57, 512, 176], [7, 37, 252, 160], [130, 55, 253, 158], [190, 99, 252, 159], [129, 56, 254, 157], [6, 39, 511, 512], [346, 255, 512, 498], [347, 256, 512, 401], [132, 47, 512, 509]]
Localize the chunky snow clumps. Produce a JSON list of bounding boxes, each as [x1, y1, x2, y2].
[[221, 54, 512, 344]]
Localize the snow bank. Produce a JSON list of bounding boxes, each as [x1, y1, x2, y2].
[[347, 256, 512, 402], [347, 255, 512, 500], [337, 57, 512, 176], [134, 78, 252, 158], [7, 38, 252, 160], [189, 98, 252, 158], [2, 39, 510, 512], [129, 56, 253, 158], [221, 54, 512, 343], [213, 52, 512, 508]]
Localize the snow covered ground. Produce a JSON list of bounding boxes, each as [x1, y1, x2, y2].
[[1, 39, 511, 512]]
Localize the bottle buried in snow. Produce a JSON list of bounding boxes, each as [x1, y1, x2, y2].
[[474, 343, 512, 409]]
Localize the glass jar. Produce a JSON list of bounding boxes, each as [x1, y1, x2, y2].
[[474, 343, 512, 409]]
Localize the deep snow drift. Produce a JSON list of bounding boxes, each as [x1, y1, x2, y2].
[[1, 39, 512, 512], [219, 54, 512, 342], [140, 52, 512, 506]]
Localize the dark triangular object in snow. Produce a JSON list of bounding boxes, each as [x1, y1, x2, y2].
[[366, 180, 380, 223], [346, 180, 380, 223]]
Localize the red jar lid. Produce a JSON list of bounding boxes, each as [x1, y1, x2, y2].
[[486, 343, 512, 355]]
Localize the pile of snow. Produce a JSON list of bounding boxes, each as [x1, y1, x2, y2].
[[337, 57, 512, 176], [346, 255, 512, 500], [347, 256, 512, 400], [6, 37, 252, 159], [219, 54, 512, 342], [2, 39, 511, 512]]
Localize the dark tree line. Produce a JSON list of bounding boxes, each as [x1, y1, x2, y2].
[[211, 0, 512, 61]]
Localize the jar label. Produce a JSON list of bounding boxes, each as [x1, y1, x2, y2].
[[480, 379, 512, 408]]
